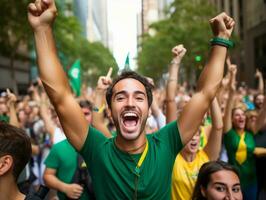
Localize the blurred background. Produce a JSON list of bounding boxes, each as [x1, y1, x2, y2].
[[0, 0, 266, 94]]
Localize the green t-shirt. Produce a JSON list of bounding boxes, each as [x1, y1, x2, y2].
[[0, 114, 9, 123], [45, 139, 90, 200], [80, 120, 183, 200], [224, 129, 256, 189]]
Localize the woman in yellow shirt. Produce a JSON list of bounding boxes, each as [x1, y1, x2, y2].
[[171, 98, 223, 200]]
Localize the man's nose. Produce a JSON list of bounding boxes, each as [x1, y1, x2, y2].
[[127, 96, 134, 106]]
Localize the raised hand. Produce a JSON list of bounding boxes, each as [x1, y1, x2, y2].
[[209, 12, 235, 39], [97, 67, 113, 91], [28, 0, 57, 30], [6, 89, 17, 107], [255, 69, 262, 78], [228, 64, 237, 75], [171, 44, 187, 65]]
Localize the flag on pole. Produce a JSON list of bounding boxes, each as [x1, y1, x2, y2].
[[123, 52, 130, 71], [68, 59, 81, 97]]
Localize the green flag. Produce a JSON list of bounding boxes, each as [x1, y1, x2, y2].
[[124, 53, 130, 71], [68, 59, 81, 96]]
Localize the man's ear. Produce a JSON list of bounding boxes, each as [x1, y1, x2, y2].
[[0, 155, 13, 176], [106, 107, 113, 119], [200, 186, 207, 198]]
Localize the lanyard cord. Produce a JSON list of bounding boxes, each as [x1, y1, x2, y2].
[[131, 140, 149, 200], [134, 140, 149, 176]]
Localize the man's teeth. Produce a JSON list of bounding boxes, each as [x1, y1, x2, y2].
[[124, 112, 137, 117]]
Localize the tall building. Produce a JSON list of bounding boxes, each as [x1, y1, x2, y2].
[[141, 0, 159, 34], [74, 0, 109, 47], [212, 0, 266, 86], [0, 47, 30, 94]]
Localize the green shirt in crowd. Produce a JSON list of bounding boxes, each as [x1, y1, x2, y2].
[[224, 129, 256, 189], [45, 139, 90, 200], [80, 120, 183, 200]]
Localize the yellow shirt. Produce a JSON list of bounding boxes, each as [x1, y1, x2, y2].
[[171, 150, 209, 200]]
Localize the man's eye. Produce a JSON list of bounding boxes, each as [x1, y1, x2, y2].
[[136, 97, 144, 101], [116, 97, 125, 101]]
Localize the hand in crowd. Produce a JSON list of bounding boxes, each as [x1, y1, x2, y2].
[[63, 183, 84, 199], [209, 12, 235, 39], [28, 0, 57, 30], [171, 44, 187, 65], [255, 69, 263, 78], [6, 89, 17, 108], [228, 64, 237, 75], [97, 67, 113, 91]]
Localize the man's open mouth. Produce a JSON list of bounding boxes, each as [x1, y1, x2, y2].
[[122, 112, 139, 126]]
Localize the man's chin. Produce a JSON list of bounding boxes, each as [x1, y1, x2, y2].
[[120, 130, 140, 141]]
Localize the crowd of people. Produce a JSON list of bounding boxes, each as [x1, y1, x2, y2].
[[0, 0, 266, 199]]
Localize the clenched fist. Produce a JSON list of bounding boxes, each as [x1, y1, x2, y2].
[[209, 12, 235, 39], [28, 0, 57, 31], [171, 44, 187, 65]]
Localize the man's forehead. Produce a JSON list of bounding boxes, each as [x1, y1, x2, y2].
[[112, 78, 146, 93]]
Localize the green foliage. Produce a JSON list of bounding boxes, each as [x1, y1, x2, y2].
[[53, 2, 118, 86], [0, 0, 31, 57], [138, 0, 216, 83], [0, 0, 118, 89]]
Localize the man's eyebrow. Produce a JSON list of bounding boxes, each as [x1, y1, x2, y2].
[[113, 90, 127, 97], [134, 91, 146, 96], [232, 183, 241, 187], [113, 90, 146, 97]]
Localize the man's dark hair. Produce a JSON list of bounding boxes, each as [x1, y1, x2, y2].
[[191, 161, 240, 200], [79, 100, 93, 112], [0, 123, 32, 180], [106, 71, 153, 108]]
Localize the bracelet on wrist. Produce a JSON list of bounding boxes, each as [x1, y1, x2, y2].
[[167, 78, 177, 82], [210, 37, 234, 48], [170, 59, 180, 65]]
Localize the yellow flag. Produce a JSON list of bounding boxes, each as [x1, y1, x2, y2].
[[235, 132, 247, 165]]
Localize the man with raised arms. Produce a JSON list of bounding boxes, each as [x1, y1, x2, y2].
[[27, 0, 235, 198]]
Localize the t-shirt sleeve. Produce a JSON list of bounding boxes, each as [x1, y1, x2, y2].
[[79, 125, 107, 165], [44, 145, 60, 169], [153, 120, 183, 156]]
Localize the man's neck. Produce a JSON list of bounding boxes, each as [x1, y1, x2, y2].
[[115, 133, 147, 154], [0, 176, 25, 200]]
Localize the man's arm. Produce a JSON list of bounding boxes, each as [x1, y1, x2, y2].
[[43, 168, 83, 199], [28, 0, 88, 150], [178, 13, 235, 145], [166, 45, 186, 123]]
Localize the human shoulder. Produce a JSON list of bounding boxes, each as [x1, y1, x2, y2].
[[51, 139, 72, 151]]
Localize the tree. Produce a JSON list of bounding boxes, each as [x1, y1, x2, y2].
[[0, 0, 32, 94], [137, 0, 216, 85], [47, 1, 118, 87], [0, 0, 118, 93]]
